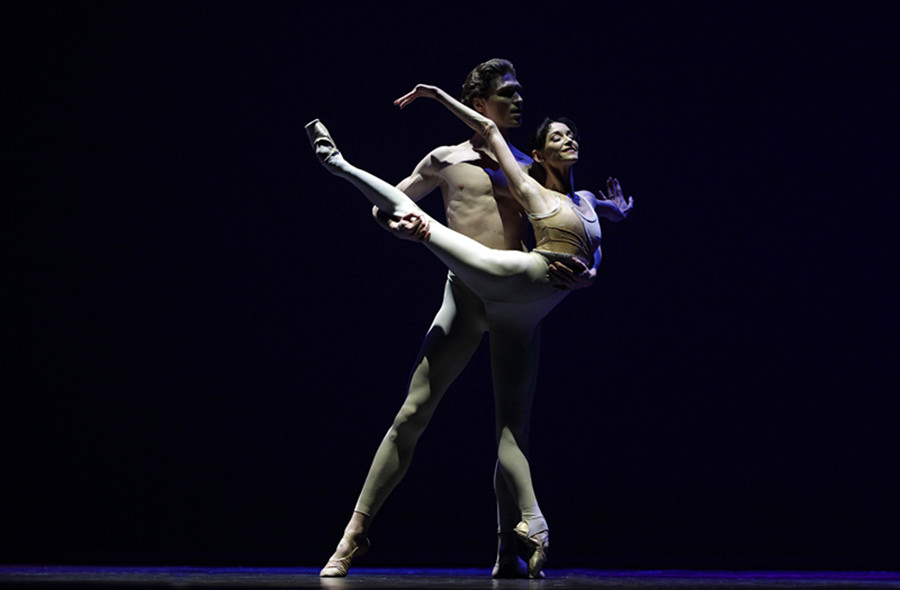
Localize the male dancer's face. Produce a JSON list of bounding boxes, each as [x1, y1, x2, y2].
[[476, 73, 524, 130]]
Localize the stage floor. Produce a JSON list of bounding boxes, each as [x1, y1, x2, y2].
[[1, 566, 900, 589]]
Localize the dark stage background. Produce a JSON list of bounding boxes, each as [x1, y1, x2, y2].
[[5, 1, 897, 571]]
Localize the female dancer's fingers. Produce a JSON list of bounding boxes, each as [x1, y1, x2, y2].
[[547, 263, 575, 289], [607, 177, 618, 198], [395, 85, 439, 109], [414, 218, 430, 241], [396, 212, 431, 242], [394, 88, 421, 108], [394, 92, 414, 108]]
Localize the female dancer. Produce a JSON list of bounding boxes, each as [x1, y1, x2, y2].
[[307, 84, 632, 578]]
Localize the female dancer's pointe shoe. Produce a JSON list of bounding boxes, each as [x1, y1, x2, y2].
[[515, 521, 549, 579], [319, 536, 370, 578], [305, 119, 340, 164]]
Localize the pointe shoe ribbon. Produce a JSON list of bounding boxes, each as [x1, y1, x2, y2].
[[515, 521, 549, 579], [319, 537, 370, 578]]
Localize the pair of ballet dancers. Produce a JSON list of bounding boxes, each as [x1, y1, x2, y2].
[[308, 82, 632, 578]]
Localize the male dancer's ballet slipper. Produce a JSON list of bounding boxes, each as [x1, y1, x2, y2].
[[305, 118, 340, 163], [319, 536, 370, 578], [515, 520, 549, 579]]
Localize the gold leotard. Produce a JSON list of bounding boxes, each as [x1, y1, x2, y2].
[[528, 194, 601, 270]]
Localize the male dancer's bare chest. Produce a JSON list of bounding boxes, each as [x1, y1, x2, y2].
[[438, 159, 524, 250]]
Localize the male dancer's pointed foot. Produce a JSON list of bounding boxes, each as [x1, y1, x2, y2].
[[305, 119, 340, 166], [319, 535, 370, 577], [515, 520, 549, 579]]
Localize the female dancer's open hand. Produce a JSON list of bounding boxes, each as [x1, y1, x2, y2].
[[394, 84, 441, 109], [597, 177, 634, 221]]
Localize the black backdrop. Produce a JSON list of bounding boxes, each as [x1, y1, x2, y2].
[[5, 1, 897, 570]]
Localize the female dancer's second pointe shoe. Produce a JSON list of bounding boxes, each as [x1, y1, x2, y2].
[[515, 520, 549, 579], [319, 536, 370, 577], [305, 118, 340, 165]]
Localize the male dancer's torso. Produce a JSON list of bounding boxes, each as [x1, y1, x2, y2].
[[410, 135, 530, 251]]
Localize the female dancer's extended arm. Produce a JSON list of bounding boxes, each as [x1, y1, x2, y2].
[[394, 85, 555, 216]]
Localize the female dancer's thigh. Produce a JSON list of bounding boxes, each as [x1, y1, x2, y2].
[[423, 221, 560, 304]]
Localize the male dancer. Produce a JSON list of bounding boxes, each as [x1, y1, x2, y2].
[[320, 59, 593, 579]]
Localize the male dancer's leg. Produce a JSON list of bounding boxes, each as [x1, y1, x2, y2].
[[321, 274, 486, 576], [355, 275, 487, 515]]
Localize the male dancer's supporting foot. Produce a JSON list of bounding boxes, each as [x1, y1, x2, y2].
[[320, 511, 371, 577]]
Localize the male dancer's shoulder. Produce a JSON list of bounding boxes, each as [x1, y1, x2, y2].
[[427, 140, 488, 168]]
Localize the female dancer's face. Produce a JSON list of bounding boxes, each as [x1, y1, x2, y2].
[[539, 122, 579, 166]]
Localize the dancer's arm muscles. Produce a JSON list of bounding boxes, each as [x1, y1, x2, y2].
[[479, 122, 548, 214], [395, 152, 442, 200], [372, 151, 441, 237]]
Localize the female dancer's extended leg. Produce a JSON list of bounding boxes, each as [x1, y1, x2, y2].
[[306, 120, 555, 304]]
